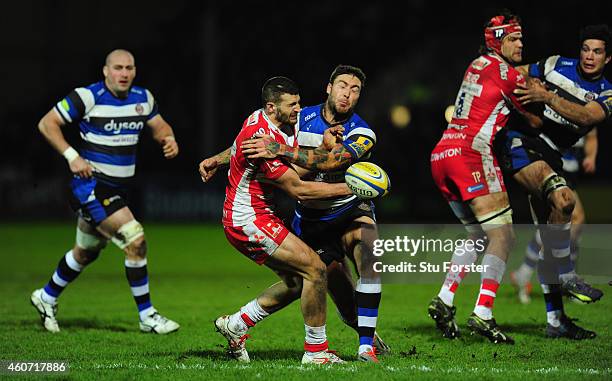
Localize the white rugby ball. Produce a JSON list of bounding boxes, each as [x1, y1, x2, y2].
[[345, 162, 391, 199]]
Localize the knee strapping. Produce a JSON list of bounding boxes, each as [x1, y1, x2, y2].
[[76, 227, 107, 252], [476, 206, 513, 231], [111, 220, 144, 249]]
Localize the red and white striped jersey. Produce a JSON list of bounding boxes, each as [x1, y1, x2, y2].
[[437, 53, 528, 153], [223, 109, 298, 227]]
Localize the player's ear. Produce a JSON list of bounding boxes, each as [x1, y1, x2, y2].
[[265, 101, 275, 114], [103, 65, 109, 78], [326, 83, 332, 96]]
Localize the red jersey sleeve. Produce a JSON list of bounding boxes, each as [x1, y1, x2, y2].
[[258, 158, 290, 180]]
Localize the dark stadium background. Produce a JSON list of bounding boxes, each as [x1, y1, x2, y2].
[[2, 0, 611, 224]]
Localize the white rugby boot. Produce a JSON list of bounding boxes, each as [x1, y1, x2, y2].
[[30, 289, 60, 333], [139, 310, 180, 334], [214, 315, 250, 362], [301, 350, 345, 364]]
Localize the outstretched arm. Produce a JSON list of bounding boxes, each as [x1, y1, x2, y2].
[[241, 126, 359, 171], [514, 81, 607, 127], [198, 147, 231, 182]]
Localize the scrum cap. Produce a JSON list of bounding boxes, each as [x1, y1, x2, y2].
[[485, 15, 522, 55]]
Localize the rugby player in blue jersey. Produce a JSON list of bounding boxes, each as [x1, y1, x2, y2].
[[492, 24, 611, 339], [200, 65, 389, 362], [31, 49, 180, 334]]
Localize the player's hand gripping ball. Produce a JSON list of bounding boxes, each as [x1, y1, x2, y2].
[[345, 162, 390, 199]]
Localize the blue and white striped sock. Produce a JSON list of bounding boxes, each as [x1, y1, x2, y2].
[[42, 250, 86, 304], [355, 279, 381, 353], [125, 258, 154, 320]]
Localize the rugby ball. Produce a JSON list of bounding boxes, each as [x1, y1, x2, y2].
[[345, 162, 391, 199]]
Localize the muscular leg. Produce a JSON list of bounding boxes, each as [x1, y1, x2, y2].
[[468, 192, 514, 321], [264, 233, 328, 328]]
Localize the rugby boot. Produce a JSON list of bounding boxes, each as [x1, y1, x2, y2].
[[561, 277, 603, 303], [140, 310, 180, 334], [546, 315, 596, 340], [214, 315, 250, 362], [467, 313, 514, 344], [30, 289, 60, 333], [302, 350, 344, 364], [428, 296, 459, 339], [373, 331, 391, 355]]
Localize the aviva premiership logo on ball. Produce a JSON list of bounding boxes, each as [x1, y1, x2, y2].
[[345, 162, 391, 199]]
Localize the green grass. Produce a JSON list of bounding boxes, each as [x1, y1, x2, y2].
[[0, 223, 610, 380]]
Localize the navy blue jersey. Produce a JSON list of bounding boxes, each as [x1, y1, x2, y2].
[[296, 104, 376, 214], [54, 81, 159, 186], [529, 56, 612, 150]]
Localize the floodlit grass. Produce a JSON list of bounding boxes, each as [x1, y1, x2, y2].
[[0, 223, 610, 380]]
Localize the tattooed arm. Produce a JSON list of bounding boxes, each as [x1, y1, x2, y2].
[[240, 126, 372, 171], [198, 147, 231, 182], [241, 136, 353, 171]]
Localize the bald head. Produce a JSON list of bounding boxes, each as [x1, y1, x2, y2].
[[105, 49, 135, 66], [103, 49, 136, 98]]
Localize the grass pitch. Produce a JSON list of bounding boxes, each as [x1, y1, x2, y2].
[[0, 223, 610, 380]]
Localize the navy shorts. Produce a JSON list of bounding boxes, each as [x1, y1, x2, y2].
[[67, 177, 128, 226], [493, 129, 564, 175], [292, 200, 376, 266]]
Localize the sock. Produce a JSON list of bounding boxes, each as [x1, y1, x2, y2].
[[542, 223, 575, 282], [355, 278, 381, 353], [304, 324, 328, 353], [538, 261, 563, 329], [125, 258, 154, 320], [438, 241, 477, 306], [473, 254, 505, 320], [42, 250, 87, 304], [228, 299, 270, 333]]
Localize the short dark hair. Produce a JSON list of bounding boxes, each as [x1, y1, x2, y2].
[[329, 65, 366, 87], [580, 24, 611, 56], [261, 76, 299, 106]]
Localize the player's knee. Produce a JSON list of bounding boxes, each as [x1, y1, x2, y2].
[[72, 246, 100, 266], [111, 220, 145, 251], [304, 251, 327, 284], [75, 226, 107, 253], [126, 236, 147, 259]]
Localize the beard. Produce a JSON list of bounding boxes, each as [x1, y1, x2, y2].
[[275, 109, 293, 126], [327, 97, 353, 121]]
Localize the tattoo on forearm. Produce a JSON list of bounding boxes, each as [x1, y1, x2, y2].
[[217, 148, 231, 165], [275, 143, 353, 170]]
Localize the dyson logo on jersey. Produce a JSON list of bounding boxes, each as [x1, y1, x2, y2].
[[103, 120, 144, 134]]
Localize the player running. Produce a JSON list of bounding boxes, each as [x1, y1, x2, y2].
[[215, 76, 349, 365], [31, 49, 180, 334], [428, 12, 543, 344]]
